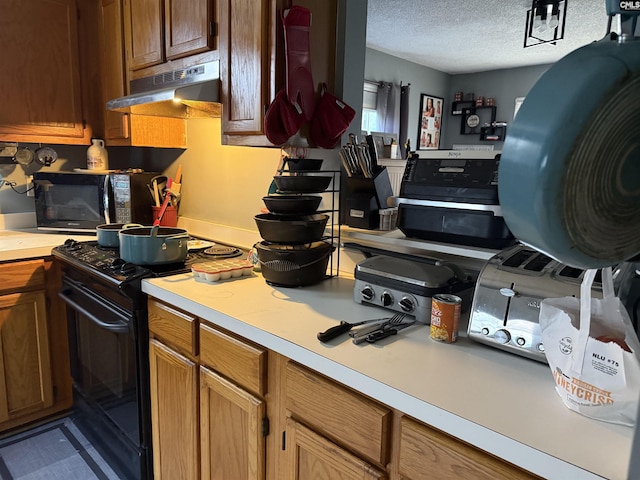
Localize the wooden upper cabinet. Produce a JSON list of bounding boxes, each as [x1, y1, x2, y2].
[[165, 0, 214, 60], [124, 0, 215, 73], [100, 0, 130, 141], [0, 0, 88, 144], [218, 0, 269, 137], [219, 0, 337, 146], [124, 0, 164, 70], [99, 0, 187, 147]]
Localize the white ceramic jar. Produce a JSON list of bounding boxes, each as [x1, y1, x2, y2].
[[87, 138, 109, 170]]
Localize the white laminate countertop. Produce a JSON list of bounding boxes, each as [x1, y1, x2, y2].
[[0, 228, 96, 261], [143, 271, 634, 480]]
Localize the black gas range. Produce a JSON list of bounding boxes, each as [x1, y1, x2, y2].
[[52, 238, 244, 288], [51, 238, 244, 480]]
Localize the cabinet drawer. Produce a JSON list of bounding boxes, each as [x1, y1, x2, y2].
[[0, 260, 45, 294], [148, 299, 197, 356], [199, 323, 267, 397], [398, 416, 538, 479], [285, 362, 391, 466]]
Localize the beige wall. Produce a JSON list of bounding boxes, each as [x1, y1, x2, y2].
[[171, 118, 341, 235], [171, 118, 281, 232]]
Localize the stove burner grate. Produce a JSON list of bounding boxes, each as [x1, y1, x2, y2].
[[203, 246, 242, 258]]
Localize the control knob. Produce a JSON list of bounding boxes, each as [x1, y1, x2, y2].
[[494, 329, 511, 344], [360, 286, 375, 301], [63, 239, 82, 251], [399, 296, 415, 312], [119, 262, 137, 275], [381, 291, 394, 307]]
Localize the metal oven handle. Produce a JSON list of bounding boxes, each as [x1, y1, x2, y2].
[[59, 288, 130, 334], [103, 174, 111, 224]]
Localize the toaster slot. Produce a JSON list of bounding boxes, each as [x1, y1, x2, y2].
[[523, 253, 553, 272], [501, 249, 535, 268], [558, 265, 583, 278]]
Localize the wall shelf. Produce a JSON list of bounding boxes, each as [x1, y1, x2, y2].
[[451, 100, 475, 116], [480, 124, 507, 142], [451, 102, 498, 136]]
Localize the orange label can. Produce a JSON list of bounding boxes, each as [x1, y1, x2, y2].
[[430, 294, 462, 343]]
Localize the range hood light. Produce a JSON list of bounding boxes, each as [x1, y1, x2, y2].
[[106, 62, 222, 118]]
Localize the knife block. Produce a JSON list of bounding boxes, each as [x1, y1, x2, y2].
[[343, 167, 394, 229]]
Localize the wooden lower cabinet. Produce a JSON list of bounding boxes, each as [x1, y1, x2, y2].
[[396, 416, 538, 480], [148, 298, 268, 479], [284, 417, 386, 480], [0, 258, 72, 433], [0, 290, 52, 422], [200, 366, 265, 480], [149, 338, 199, 480], [148, 297, 537, 480]]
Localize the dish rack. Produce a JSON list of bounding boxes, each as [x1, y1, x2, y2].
[[274, 166, 341, 280]]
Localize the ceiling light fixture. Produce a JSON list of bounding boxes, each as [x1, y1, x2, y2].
[[524, 0, 567, 48]]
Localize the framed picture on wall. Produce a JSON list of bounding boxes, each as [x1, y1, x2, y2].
[[417, 93, 443, 150]]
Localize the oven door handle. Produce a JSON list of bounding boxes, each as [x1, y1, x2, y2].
[[59, 289, 130, 334]]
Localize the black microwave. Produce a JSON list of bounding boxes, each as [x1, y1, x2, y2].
[[33, 171, 160, 232]]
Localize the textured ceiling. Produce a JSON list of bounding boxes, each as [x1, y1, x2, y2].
[[366, 0, 610, 74]]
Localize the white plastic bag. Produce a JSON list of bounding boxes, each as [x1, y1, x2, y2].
[[539, 267, 640, 426]]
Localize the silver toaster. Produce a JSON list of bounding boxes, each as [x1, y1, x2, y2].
[[467, 244, 606, 363]]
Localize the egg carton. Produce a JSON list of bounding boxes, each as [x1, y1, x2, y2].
[[192, 259, 254, 282]]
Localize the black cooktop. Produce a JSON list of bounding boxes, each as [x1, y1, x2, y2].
[[52, 238, 244, 287]]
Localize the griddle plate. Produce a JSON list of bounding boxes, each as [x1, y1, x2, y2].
[[355, 256, 455, 289]]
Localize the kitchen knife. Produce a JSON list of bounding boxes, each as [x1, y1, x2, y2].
[[353, 321, 415, 345], [338, 149, 353, 177], [317, 317, 389, 342], [356, 144, 372, 178]]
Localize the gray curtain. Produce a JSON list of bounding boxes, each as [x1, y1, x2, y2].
[[374, 81, 400, 135], [364, 80, 410, 156], [399, 83, 410, 157]]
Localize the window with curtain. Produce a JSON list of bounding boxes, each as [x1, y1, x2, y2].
[[361, 80, 410, 156]]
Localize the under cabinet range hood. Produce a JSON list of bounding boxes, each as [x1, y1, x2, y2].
[[107, 61, 221, 118]]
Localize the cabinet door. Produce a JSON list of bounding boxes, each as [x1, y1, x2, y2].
[[149, 339, 199, 480], [0, 291, 53, 422], [124, 0, 164, 70], [165, 0, 214, 60], [99, 0, 188, 147], [200, 366, 265, 480], [0, 0, 86, 143], [218, 0, 269, 135], [397, 416, 537, 479], [284, 417, 386, 480], [100, 0, 129, 142]]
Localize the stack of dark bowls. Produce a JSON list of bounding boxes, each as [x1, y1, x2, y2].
[[255, 159, 336, 287]]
